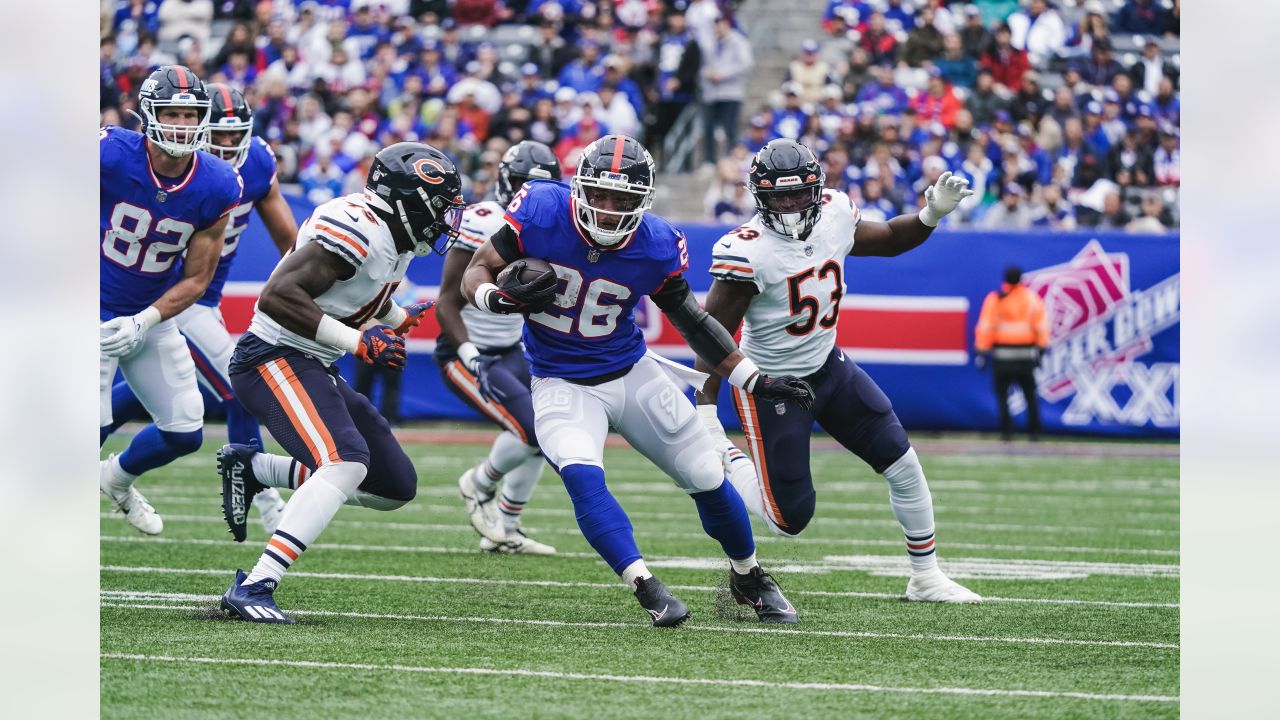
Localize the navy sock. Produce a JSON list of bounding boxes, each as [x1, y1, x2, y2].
[[691, 481, 756, 561], [559, 464, 641, 574], [225, 397, 263, 448], [117, 425, 203, 476]]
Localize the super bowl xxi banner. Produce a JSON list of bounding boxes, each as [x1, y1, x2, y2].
[[222, 196, 1178, 438]]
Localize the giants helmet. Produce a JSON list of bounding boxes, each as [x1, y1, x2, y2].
[[571, 134, 656, 247], [748, 139, 826, 241], [365, 142, 465, 256], [137, 65, 211, 158], [496, 140, 561, 207], [205, 83, 254, 168]]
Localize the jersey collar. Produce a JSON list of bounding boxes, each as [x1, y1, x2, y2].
[[144, 140, 200, 194]]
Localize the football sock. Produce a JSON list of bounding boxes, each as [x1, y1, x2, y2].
[[724, 446, 769, 524], [690, 481, 757, 564], [620, 559, 653, 588], [252, 488, 284, 510], [881, 447, 939, 572], [729, 553, 760, 575], [499, 454, 545, 533], [477, 431, 535, 494], [244, 461, 365, 585], [224, 397, 264, 449], [559, 463, 642, 574], [103, 454, 138, 495], [250, 452, 311, 489], [117, 425, 203, 477]]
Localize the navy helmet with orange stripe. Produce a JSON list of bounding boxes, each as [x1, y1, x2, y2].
[[137, 65, 211, 158], [496, 140, 561, 207], [365, 142, 465, 257], [571, 134, 656, 248], [206, 83, 254, 168], [748, 138, 826, 241]]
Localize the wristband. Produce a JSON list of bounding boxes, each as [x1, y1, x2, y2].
[[457, 341, 480, 372], [315, 314, 362, 353], [376, 303, 409, 329], [135, 305, 162, 332], [474, 282, 500, 314], [727, 357, 761, 392], [918, 205, 943, 228]]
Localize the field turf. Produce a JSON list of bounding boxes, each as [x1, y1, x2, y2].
[[100, 427, 1179, 719]]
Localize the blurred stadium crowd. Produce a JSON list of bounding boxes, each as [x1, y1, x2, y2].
[[99, 0, 1178, 231]]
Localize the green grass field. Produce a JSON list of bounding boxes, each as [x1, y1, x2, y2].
[[100, 427, 1179, 719]]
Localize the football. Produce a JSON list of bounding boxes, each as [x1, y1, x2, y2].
[[498, 257, 555, 286]]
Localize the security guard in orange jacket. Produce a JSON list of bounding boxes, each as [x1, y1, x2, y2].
[[975, 266, 1050, 439]]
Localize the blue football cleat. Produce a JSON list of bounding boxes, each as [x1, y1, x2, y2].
[[221, 569, 294, 623]]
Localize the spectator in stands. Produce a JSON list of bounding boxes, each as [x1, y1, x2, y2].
[[823, 0, 872, 36], [1033, 183, 1077, 229], [555, 114, 604, 174], [530, 18, 574, 78], [1150, 75, 1180, 125], [1086, 186, 1132, 228], [899, 6, 945, 67], [789, 39, 834, 104], [838, 46, 873, 100], [316, 46, 367, 95], [855, 61, 909, 115], [597, 82, 641, 139], [1008, 0, 1066, 60], [1080, 37, 1124, 87], [1115, 0, 1169, 35], [300, 143, 345, 206], [1126, 194, 1173, 233], [981, 183, 1036, 229], [649, 10, 701, 166], [527, 97, 559, 146], [772, 83, 810, 141], [966, 68, 1009, 127], [1108, 127, 1154, 186], [860, 11, 899, 65], [704, 157, 754, 224], [416, 42, 458, 99], [980, 24, 1030, 93], [157, 0, 213, 49], [1046, 86, 1080, 128], [263, 44, 311, 94], [883, 0, 915, 32], [822, 145, 859, 193], [1063, 0, 1111, 58], [820, 15, 858, 67], [958, 142, 996, 218], [858, 176, 900, 222], [935, 33, 978, 88], [699, 15, 753, 167], [212, 20, 255, 73], [960, 5, 994, 59], [1153, 122, 1179, 186], [1131, 36, 1178, 96], [221, 50, 258, 91], [816, 85, 851, 137], [602, 55, 645, 118], [911, 69, 962, 129], [1057, 117, 1103, 188], [558, 40, 604, 93], [1011, 70, 1049, 124], [685, 0, 723, 48]]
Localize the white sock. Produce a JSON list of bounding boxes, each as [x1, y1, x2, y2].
[[252, 487, 284, 509], [499, 453, 544, 532], [725, 445, 786, 531], [343, 491, 410, 511], [105, 455, 137, 494], [729, 552, 759, 575], [476, 431, 534, 494], [251, 452, 310, 489], [620, 559, 653, 589], [882, 448, 939, 572], [243, 461, 366, 585]]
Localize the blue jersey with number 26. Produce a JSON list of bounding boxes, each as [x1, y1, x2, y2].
[[100, 126, 242, 320], [503, 180, 689, 379]]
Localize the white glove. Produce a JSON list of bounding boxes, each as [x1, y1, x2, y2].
[[100, 307, 161, 358], [697, 404, 728, 443], [918, 171, 975, 227]]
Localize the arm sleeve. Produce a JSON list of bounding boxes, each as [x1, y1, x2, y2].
[[489, 224, 525, 264], [651, 275, 739, 368]]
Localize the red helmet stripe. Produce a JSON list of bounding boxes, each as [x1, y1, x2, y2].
[[609, 135, 625, 173], [219, 85, 235, 117], [174, 68, 189, 92]]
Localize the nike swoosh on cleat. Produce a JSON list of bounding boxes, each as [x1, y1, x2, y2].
[[648, 604, 668, 622]]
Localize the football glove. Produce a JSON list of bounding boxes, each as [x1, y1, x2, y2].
[[488, 260, 559, 314], [393, 300, 435, 336], [354, 325, 406, 369], [470, 353, 507, 403], [751, 374, 815, 411], [918, 171, 975, 227], [100, 307, 160, 358]]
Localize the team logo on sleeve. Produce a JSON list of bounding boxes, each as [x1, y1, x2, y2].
[[413, 158, 448, 184]]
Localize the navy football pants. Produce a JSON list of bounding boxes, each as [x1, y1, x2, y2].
[[436, 344, 539, 448]]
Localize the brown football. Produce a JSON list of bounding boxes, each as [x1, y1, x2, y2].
[[498, 257, 555, 285]]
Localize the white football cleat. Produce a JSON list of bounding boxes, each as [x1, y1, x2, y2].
[[254, 488, 287, 535], [458, 464, 505, 542], [906, 567, 982, 603], [480, 528, 557, 556], [100, 456, 163, 535]]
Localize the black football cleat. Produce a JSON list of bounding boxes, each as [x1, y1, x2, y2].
[[730, 566, 798, 624], [633, 576, 691, 628], [219, 443, 265, 543]]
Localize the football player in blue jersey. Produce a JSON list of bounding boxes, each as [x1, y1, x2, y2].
[[105, 84, 298, 539], [462, 135, 815, 627], [100, 66, 244, 535]]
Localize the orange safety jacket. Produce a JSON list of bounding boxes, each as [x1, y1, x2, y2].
[[974, 283, 1049, 359]]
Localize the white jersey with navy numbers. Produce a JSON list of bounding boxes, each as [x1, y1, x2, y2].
[[710, 188, 861, 377], [455, 200, 524, 350], [248, 191, 412, 365]]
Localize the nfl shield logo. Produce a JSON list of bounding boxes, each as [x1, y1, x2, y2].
[[804, 245, 813, 257], [155, 190, 168, 202], [588, 248, 601, 263], [775, 402, 787, 415]]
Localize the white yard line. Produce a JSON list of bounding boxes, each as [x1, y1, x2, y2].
[[98, 563, 1180, 609], [98, 601, 1178, 650], [98, 652, 1179, 702]]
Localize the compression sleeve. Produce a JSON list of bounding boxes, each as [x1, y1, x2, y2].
[[651, 275, 738, 368], [490, 224, 524, 264]]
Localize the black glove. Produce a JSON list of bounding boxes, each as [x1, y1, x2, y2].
[[751, 374, 815, 411], [472, 353, 507, 403], [490, 259, 558, 314]]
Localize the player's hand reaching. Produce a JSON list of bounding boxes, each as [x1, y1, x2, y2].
[[918, 171, 975, 227], [470, 353, 507, 403], [750, 374, 816, 411], [100, 307, 160, 358], [393, 301, 435, 336], [491, 259, 559, 314], [355, 325, 406, 369]]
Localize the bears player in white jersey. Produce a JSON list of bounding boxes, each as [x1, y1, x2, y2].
[[216, 143, 464, 622], [107, 83, 297, 538], [695, 138, 982, 603], [462, 135, 815, 627], [100, 66, 243, 535], [436, 141, 561, 555]]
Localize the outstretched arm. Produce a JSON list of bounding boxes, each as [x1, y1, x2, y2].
[[851, 171, 973, 257], [693, 278, 758, 407]]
